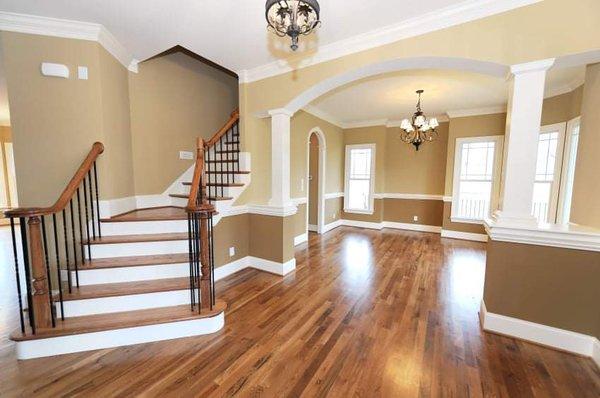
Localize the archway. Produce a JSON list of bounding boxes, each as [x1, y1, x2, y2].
[[306, 127, 326, 234]]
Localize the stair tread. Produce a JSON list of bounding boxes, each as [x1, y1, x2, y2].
[[101, 206, 187, 222], [10, 300, 226, 341], [60, 277, 190, 301], [86, 233, 188, 245], [169, 193, 233, 201], [79, 253, 190, 270]]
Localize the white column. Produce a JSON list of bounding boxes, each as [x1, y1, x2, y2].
[[494, 58, 554, 225], [268, 108, 294, 209]]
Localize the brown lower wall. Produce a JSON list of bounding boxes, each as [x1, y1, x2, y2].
[[383, 198, 443, 226], [249, 213, 294, 263], [442, 201, 486, 234], [484, 240, 600, 339], [324, 197, 343, 225], [342, 198, 384, 223], [214, 214, 249, 267]]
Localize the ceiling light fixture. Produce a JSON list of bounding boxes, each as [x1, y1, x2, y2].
[[399, 90, 439, 151], [265, 0, 321, 51]]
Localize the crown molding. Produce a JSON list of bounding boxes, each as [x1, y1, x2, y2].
[[238, 0, 542, 83], [0, 12, 138, 72], [510, 58, 555, 75], [303, 105, 344, 128], [544, 79, 585, 99], [446, 105, 507, 118]]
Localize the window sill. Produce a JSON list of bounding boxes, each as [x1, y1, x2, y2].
[[451, 217, 484, 225], [344, 208, 374, 215]]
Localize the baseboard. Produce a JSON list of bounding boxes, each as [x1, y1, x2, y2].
[[98, 196, 137, 218], [294, 232, 308, 246], [481, 300, 600, 366], [249, 256, 296, 276], [215, 257, 251, 281], [136, 194, 170, 209], [342, 219, 383, 230], [308, 224, 318, 232], [441, 229, 488, 242], [322, 219, 344, 233], [383, 221, 441, 233]]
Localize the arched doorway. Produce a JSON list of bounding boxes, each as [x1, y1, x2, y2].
[[306, 127, 326, 234]]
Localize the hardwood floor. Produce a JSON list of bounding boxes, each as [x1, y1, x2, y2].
[[1, 226, 599, 397]]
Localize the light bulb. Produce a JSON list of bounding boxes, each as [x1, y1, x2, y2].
[[429, 117, 439, 128]]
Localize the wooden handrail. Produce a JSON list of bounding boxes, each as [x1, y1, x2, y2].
[[205, 108, 239, 148], [5, 142, 104, 218]]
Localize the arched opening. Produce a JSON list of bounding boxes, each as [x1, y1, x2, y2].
[[306, 127, 326, 234]]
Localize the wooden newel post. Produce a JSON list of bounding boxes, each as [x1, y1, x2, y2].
[[199, 214, 211, 310], [28, 216, 53, 329]]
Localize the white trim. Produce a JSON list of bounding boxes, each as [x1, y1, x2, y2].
[[341, 118, 389, 130], [557, 116, 581, 224], [322, 219, 344, 233], [308, 224, 318, 232], [15, 312, 224, 360], [294, 232, 308, 246], [344, 143, 376, 214], [0, 12, 137, 72], [380, 193, 444, 201], [450, 217, 483, 225], [136, 194, 170, 209], [303, 105, 344, 128], [98, 197, 137, 219], [383, 222, 441, 233], [247, 204, 297, 217], [446, 105, 506, 118], [441, 229, 488, 242], [510, 58, 555, 75], [214, 257, 251, 281], [484, 219, 600, 252], [481, 301, 600, 366], [306, 127, 327, 234], [249, 257, 296, 276], [291, 197, 308, 205], [239, 0, 540, 83], [443, 196, 452, 203], [343, 219, 384, 230], [324, 192, 344, 200], [225, 205, 250, 217]]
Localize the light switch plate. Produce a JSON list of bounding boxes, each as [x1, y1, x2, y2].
[[179, 151, 194, 160], [229, 247, 235, 257], [78, 66, 88, 80], [413, 215, 419, 222]]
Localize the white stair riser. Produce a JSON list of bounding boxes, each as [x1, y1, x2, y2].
[[15, 313, 224, 359], [71, 262, 189, 285], [90, 240, 189, 258], [58, 289, 196, 317], [100, 220, 188, 236]]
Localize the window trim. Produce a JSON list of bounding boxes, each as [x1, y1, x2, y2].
[[451, 135, 504, 223], [534, 122, 566, 224], [344, 143, 376, 215]]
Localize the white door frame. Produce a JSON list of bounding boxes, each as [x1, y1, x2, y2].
[[306, 128, 326, 234], [538, 122, 566, 223]]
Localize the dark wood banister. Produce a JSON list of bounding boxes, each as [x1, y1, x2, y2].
[[5, 142, 105, 218]]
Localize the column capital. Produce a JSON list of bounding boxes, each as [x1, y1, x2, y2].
[[268, 108, 295, 118], [510, 58, 555, 75]]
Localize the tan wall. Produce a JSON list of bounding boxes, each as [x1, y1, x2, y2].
[[571, 63, 600, 228], [441, 202, 486, 234], [214, 214, 249, 267], [343, 126, 386, 193], [290, 110, 344, 199], [308, 134, 319, 225], [383, 198, 443, 226], [343, 199, 383, 223], [541, 85, 583, 125], [324, 197, 342, 225], [385, 122, 449, 195], [0, 32, 134, 206], [129, 51, 238, 195], [293, 203, 307, 237], [484, 241, 600, 339], [249, 214, 295, 263]]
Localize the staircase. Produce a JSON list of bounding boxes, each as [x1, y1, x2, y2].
[[5, 109, 242, 359]]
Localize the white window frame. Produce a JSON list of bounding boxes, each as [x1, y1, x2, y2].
[[451, 135, 504, 224], [533, 122, 566, 224], [344, 144, 376, 215], [556, 117, 579, 224]]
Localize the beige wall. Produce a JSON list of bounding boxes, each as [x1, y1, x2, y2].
[[214, 214, 250, 267], [293, 203, 307, 238], [343, 126, 386, 193], [383, 198, 443, 226], [442, 202, 485, 234], [484, 241, 600, 339], [324, 197, 342, 225], [249, 214, 295, 263], [571, 63, 600, 228], [0, 32, 134, 206], [129, 50, 238, 195], [541, 85, 583, 125], [308, 134, 319, 225]]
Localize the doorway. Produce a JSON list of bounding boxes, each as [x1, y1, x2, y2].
[[306, 128, 326, 234]]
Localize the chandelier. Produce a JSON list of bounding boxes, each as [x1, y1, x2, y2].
[[265, 0, 321, 51], [400, 90, 439, 151]]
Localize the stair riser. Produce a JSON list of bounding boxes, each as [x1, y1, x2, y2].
[[69, 262, 189, 285], [90, 240, 189, 258], [100, 220, 188, 236], [57, 289, 195, 317], [15, 313, 224, 359]]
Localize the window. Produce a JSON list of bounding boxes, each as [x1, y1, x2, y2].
[[344, 144, 375, 214], [451, 136, 503, 222], [532, 123, 566, 223], [557, 118, 580, 224]]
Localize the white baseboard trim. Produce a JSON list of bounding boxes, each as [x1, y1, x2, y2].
[[294, 232, 308, 246], [136, 194, 170, 209], [383, 221, 441, 233], [249, 256, 296, 276], [308, 224, 318, 232], [99, 195, 171, 218], [322, 219, 344, 233], [214, 257, 251, 281], [15, 312, 224, 360], [342, 219, 384, 230], [441, 229, 488, 242], [481, 301, 600, 367]]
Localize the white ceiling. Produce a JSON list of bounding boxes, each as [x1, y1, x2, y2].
[[0, 0, 538, 79], [307, 66, 585, 126]]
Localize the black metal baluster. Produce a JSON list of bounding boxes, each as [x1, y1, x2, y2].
[[40, 216, 56, 327], [62, 210, 72, 293], [193, 213, 200, 312], [225, 134, 230, 193], [209, 214, 215, 309], [19, 217, 35, 334], [93, 161, 101, 238], [88, 170, 96, 239], [187, 214, 195, 311], [76, 188, 85, 264], [83, 179, 92, 260], [52, 214, 65, 321], [69, 200, 79, 287], [9, 218, 25, 334]]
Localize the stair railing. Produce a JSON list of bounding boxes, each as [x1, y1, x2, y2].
[[4, 142, 104, 335], [186, 108, 239, 312]]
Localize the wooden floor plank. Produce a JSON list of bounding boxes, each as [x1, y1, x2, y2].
[[0, 227, 598, 397]]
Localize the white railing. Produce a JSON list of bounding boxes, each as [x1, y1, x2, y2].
[[532, 201, 549, 223], [457, 198, 489, 220]]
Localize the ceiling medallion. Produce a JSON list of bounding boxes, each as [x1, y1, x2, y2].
[[400, 90, 439, 151], [265, 0, 321, 51]]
